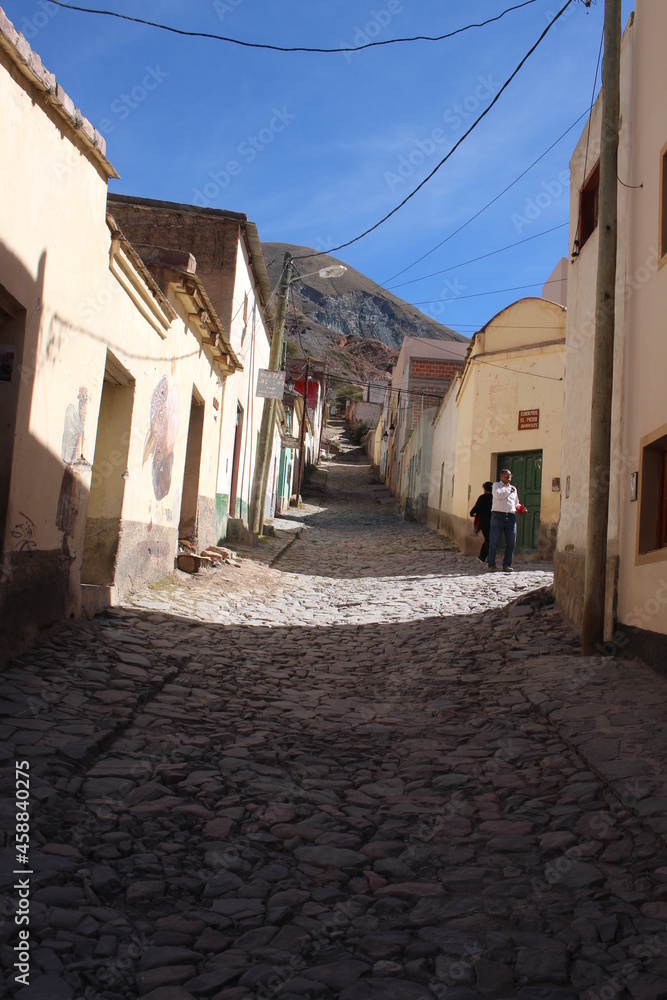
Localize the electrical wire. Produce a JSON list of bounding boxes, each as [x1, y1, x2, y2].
[[473, 359, 562, 380], [392, 330, 567, 377], [323, 353, 563, 396], [46, 0, 539, 53], [410, 276, 566, 308], [387, 222, 569, 291], [383, 112, 589, 286], [293, 0, 575, 262]]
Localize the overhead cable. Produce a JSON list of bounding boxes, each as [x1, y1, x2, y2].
[[387, 222, 569, 291], [293, 0, 575, 261], [383, 110, 589, 285], [46, 0, 538, 53], [410, 275, 567, 307]]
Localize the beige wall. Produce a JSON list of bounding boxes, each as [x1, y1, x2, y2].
[[617, 0, 667, 635], [216, 235, 272, 531], [429, 298, 565, 556], [555, 6, 667, 638], [427, 379, 460, 535], [0, 32, 228, 645]]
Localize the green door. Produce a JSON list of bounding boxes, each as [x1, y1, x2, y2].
[[497, 450, 542, 553]]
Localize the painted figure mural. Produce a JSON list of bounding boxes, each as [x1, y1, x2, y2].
[[56, 386, 90, 536], [143, 375, 179, 501]]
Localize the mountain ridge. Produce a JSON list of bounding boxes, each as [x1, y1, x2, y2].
[[262, 242, 468, 384]]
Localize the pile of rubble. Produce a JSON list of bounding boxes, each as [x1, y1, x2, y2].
[[176, 539, 242, 574]]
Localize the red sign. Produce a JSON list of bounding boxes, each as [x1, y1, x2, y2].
[[518, 408, 539, 430]]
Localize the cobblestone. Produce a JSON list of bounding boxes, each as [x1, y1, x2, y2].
[[1, 430, 667, 998]]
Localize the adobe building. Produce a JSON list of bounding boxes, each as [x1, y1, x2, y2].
[[555, 1, 667, 656], [0, 11, 244, 651], [381, 336, 468, 499], [107, 195, 276, 540], [428, 297, 566, 558]]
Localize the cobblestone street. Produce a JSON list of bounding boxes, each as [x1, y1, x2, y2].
[[2, 442, 667, 1000]]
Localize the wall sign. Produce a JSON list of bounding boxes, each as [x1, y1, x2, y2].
[[256, 369, 286, 399], [518, 408, 539, 430]]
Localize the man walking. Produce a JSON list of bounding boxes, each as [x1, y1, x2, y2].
[[487, 469, 522, 572]]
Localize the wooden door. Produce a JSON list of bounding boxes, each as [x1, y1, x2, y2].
[[497, 450, 542, 553]]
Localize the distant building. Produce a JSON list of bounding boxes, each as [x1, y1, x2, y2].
[[427, 297, 566, 557], [381, 336, 468, 499], [542, 257, 568, 309], [284, 358, 327, 495]]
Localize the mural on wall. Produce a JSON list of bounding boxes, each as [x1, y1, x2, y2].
[[143, 375, 179, 501], [56, 386, 91, 537]]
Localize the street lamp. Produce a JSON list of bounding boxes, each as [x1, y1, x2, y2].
[[248, 253, 346, 534], [313, 264, 347, 279]]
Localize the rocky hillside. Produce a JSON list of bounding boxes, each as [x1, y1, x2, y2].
[[262, 242, 468, 386]]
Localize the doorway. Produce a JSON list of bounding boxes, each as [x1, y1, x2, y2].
[[0, 286, 26, 550], [497, 450, 542, 553], [81, 352, 135, 585], [178, 389, 205, 543]]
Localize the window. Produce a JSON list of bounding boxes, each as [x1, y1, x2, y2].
[[638, 430, 667, 554], [577, 162, 600, 251], [660, 146, 667, 261]]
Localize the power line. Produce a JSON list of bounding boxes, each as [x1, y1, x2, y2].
[[428, 323, 566, 330], [294, 0, 575, 262], [325, 372, 448, 401], [46, 0, 539, 53], [410, 276, 567, 308], [387, 222, 569, 291], [474, 359, 562, 381], [383, 112, 589, 285], [324, 354, 563, 397], [380, 334, 562, 376]]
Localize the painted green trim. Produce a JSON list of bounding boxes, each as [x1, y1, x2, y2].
[[216, 493, 230, 546]]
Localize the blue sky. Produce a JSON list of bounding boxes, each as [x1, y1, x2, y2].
[[8, 0, 635, 337]]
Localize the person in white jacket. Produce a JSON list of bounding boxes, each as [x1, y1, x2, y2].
[[487, 469, 524, 572]]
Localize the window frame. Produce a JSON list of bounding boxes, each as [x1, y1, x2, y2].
[[577, 161, 600, 251], [659, 142, 667, 263], [636, 422, 667, 565]]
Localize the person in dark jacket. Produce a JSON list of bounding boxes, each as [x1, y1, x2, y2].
[[470, 481, 493, 564]]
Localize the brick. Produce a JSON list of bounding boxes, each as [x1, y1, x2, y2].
[[56, 82, 76, 119], [0, 8, 14, 43]]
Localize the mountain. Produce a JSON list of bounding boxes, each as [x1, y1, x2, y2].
[[261, 242, 468, 386]]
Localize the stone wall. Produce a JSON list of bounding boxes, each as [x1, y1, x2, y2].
[[554, 548, 619, 636]]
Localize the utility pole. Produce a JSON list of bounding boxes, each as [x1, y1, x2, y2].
[[249, 251, 291, 536], [294, 360, 310, 505], [581, 0, 622, 655]]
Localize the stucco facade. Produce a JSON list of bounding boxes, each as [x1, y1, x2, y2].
[[0, 14, 249, 650], [380, 336, 468, 497], [555, 3, 667, 645], [400, 408, 437, 521], [106, 195, 276, 540], [427, 298, 566, 557]]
